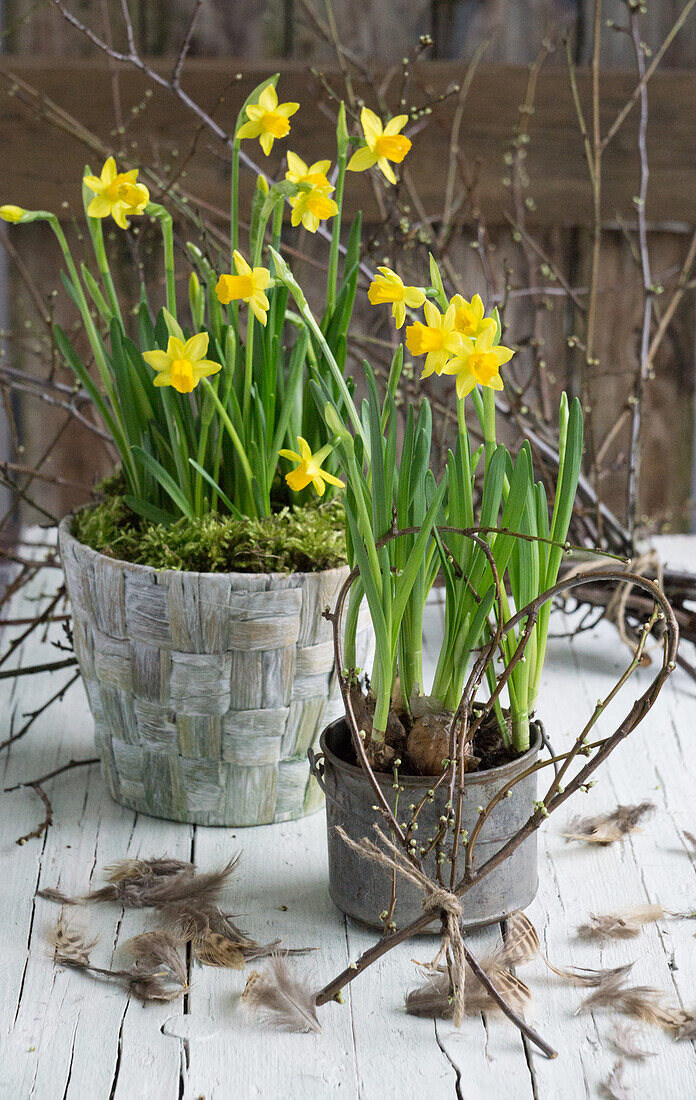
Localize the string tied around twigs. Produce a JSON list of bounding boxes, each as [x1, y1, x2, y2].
[[335, 825, 466, 1025]]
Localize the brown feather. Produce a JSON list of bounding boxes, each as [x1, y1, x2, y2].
[[600, 1060, 632, 1100], [564, 802, 655, 845], [193, 932, 246, 969], [47, 920, 97, 967], [546, 960, 635, 988], [577, 905, 665, 940], [241, 955, 321, 1033], [38, 857, 239, 911], [501, 911, 540, 966], [405, 972, 452, 1018], [610, 1023, 657, 1060], [123, 929, 187, 986], [104, 858, 195, 883]]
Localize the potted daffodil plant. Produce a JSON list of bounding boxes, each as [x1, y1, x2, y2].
[[267, 247, 584, 928], [1, 77, 421, 826]]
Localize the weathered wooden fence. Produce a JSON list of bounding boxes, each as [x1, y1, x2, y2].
[[1, 0, 695, 529]]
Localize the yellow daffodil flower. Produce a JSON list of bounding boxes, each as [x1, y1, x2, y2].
[[367, 267, 426, 328], [347, 108, 411, 184], [278, 437, 345, 497], [450, 293, 496, 340], [143, 333, 221, 395], [289, 186, 339, 233], [215, 251, 272, 325], [285, 151, 332, 192], [83, 157, 149, 230], [441, 326, 515, 400], [236, 84, 299, 156], [0, 204, 26, 223], [406, 301, 463, 378]]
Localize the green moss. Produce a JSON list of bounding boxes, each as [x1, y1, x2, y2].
[[72, 488, 347, 574]]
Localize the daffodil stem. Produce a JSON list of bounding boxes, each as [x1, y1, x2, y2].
[[87, 216, 123, 325], [148, 204, 176, 315], [194, 378, 217, 516], [326, 146, 347, 315], [202, 378, 257, 516], [231, 138, 240, 268], [161, 389, 193, 510], [481, 386, 497, 472]]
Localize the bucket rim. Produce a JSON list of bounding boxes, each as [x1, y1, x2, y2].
[[319, 715, 542, 789]]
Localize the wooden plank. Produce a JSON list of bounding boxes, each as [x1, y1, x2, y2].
[[2, 532, 696, 1096], [1, 59, 696, 226], [0, 555, 190, 1100]]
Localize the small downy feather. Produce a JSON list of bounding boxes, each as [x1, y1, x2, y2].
[[501, 911, 540, 966], [241, 955, 321, 1033], [104, 858, 195, 883], [47, 920, 97, 967], [610, 1023, 656, 1060], [600, 1060, 632, 1100], [38, 857, 239, 911], [123, 930, 188, 987], [193, 932, 246, 969], [47, 921, 187, 1003], [465, 965, 532, 1014], [564, 802, 655, 845], [546, 960, 635, 988], [405, 971, 452, 1018], [577, 905, 665, 940]]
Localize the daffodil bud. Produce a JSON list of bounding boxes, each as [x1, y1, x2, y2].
[[256, 174, 270, 196], [336, 101, 348, 156], [188, 271, 204, 329], [0, 204, 26, 223]]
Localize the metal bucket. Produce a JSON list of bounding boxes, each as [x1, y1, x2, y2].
[[314, 717, 540, 931]]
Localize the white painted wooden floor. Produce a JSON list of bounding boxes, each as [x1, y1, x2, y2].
[[1, 534, 696, 1100]]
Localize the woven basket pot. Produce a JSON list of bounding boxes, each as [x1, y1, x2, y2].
[[58, 517, 372, 826]]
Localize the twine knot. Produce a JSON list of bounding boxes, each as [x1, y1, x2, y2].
[[336, 824, 467, 1025]]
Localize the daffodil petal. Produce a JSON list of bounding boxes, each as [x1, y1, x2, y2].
[[275, 101, 299, 118], [494, 346, 515, 365], [360, 107, 383, 145], [237, 119, 263, 139], [142, 350, 171, 372], [258, 84, 278, 112], [192, 360, 221, 379], [320, 471, 345, 488], [278, 449, 302, 462], [184, 332, 209, 363], [87, 196, 112, 218], [312, 476, 327, 496], [286, 468, 312, 492], [259, 131, 274, 156], [102, 157, 117, 184], [152, 372, 173, 387], [297, 437, 312, 460], [347, 147, 378, 173], [377, 158, 397, 184], [250, 298, 268, 325], [233, 251, 252, 278], [166, 336, 186, 360], [383, 114, 408, 136], [456, 374, 477, 399]]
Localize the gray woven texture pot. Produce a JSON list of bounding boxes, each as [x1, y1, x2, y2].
[[58, 517, 372, 826], [316, 718, 540, 931]]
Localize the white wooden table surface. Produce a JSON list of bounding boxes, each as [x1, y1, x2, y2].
[[1, 534, 696, 1100]]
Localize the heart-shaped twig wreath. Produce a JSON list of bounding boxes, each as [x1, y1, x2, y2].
[[313, 525, 679, 1058]]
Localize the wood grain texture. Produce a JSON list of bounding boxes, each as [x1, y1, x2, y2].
[[2, 532, 695, 1096], [2, 58, 696, 226]]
